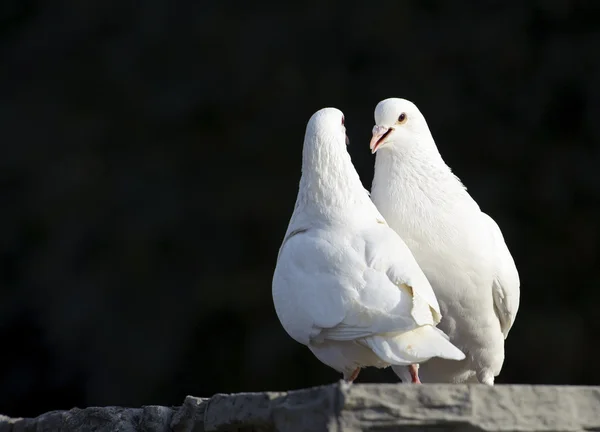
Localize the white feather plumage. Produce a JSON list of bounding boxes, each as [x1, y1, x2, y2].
[[369, 98, 520, 385], [272, 107, 465, 381]]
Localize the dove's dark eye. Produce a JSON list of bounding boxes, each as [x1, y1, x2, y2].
[[398, 113, 407, 123]]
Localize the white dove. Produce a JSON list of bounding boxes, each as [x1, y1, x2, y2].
[[369, 98, 520, 385], [272, 107, 465, 383]]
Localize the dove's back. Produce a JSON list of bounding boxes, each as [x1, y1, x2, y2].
[[273, 215, 465, 378]]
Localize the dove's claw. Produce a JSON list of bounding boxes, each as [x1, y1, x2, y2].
[[345, 367, 360, 383], [409, 364, 421, 384]]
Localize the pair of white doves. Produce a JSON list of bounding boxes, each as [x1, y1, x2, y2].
[[272, 99, 520, 385]]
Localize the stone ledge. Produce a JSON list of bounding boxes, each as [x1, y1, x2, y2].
[[1, 383, 599, 432]]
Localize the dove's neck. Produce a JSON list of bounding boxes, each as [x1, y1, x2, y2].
[[372, 138, 470, 216], [296, 139, 371, 221]]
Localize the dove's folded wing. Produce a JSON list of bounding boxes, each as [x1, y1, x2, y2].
[[482, 213, 520, 338], [363, 224, 443, 325], [273, 228, 420, 346]]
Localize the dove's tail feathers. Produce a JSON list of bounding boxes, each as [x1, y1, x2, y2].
[[364, 325, 465, 365]]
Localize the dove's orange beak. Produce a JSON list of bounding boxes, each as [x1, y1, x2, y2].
[[370, 126, 393, 153]]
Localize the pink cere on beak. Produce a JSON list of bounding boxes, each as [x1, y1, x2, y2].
[[370, 126, 393, 153]]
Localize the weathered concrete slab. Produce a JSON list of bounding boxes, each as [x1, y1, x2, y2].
[[1, 383, 599, 432]]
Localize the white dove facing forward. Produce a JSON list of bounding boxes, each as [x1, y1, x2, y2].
[[369, 98, 520, 385], [272, 107, 465, 383]]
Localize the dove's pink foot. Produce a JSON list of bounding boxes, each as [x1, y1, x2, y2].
[[409, 364, 421, 384], [346, 368, 361, 383]]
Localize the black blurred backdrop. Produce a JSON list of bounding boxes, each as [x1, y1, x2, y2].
[[1, 0, 599, 418]]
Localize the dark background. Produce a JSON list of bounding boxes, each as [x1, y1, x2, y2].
[[1, 0, 599, 418]]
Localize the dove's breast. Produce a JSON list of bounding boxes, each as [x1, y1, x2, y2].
[[373, 180, 496, 300]]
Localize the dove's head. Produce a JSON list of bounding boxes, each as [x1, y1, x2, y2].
[[298, 107, 367, 211], [305, 108, 349, 150], [370, 98, 429, 154]]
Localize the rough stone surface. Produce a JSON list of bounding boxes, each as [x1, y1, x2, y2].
[[1, 384, 599, 432]]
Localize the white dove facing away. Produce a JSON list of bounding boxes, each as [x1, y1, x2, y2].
[[272, 107, 464, 382], [369, 98, 520, 385]]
